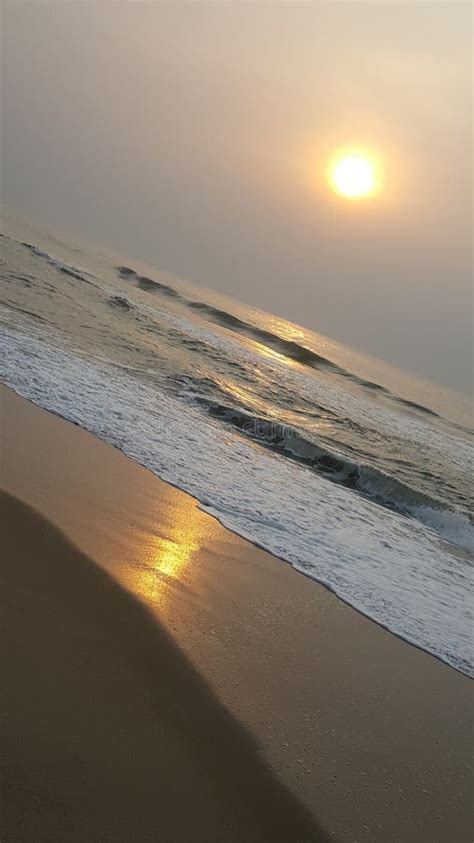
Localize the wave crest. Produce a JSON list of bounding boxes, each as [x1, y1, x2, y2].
[[200, 399, 473, 553]]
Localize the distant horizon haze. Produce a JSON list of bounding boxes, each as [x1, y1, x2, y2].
[[2, 1, 472, 394]]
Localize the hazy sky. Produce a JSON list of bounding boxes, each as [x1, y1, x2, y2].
[[2, 1, 472, 393]]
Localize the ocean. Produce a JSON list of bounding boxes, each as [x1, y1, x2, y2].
[[1, 216, 472, 676]]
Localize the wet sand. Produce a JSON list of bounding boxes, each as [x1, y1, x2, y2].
[[1, 385, 473, 842], [1, 490, 325, 842]]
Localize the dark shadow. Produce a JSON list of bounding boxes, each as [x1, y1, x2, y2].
[[0, 491, 330, 842]]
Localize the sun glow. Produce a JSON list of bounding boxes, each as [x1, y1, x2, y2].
[[330, 152, 379, 200]]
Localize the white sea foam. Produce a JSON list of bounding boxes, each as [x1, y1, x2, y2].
[[1, 326, 472, 676]]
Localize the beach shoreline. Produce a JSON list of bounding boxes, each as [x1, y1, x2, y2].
[[1, 384, 473, 841]]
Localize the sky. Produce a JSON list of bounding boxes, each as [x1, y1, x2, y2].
[[2, 1, 472, 393]]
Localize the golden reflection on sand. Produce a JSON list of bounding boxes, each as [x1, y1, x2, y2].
[[129, 493, 218, 604]]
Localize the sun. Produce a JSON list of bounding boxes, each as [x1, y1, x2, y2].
[[330, 152, 379, 200]]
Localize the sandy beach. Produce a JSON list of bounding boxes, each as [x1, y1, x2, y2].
[[1, 384, 473, 842], [2, 2, 472, 839]]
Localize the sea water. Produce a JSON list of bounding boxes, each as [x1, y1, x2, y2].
[[1, 217, 472, 675]]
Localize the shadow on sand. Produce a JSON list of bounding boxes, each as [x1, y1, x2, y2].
[[0, 491, 329, 842]]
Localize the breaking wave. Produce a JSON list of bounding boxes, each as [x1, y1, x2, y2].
[[108, 295, 133, 311], [1, 226, 473, 677], [198, 399, 473, 553], [114, 265, 444, 416], [20, 241, 94, 284], [117, 266, 183, 298], [0, 240, 461, 424]]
